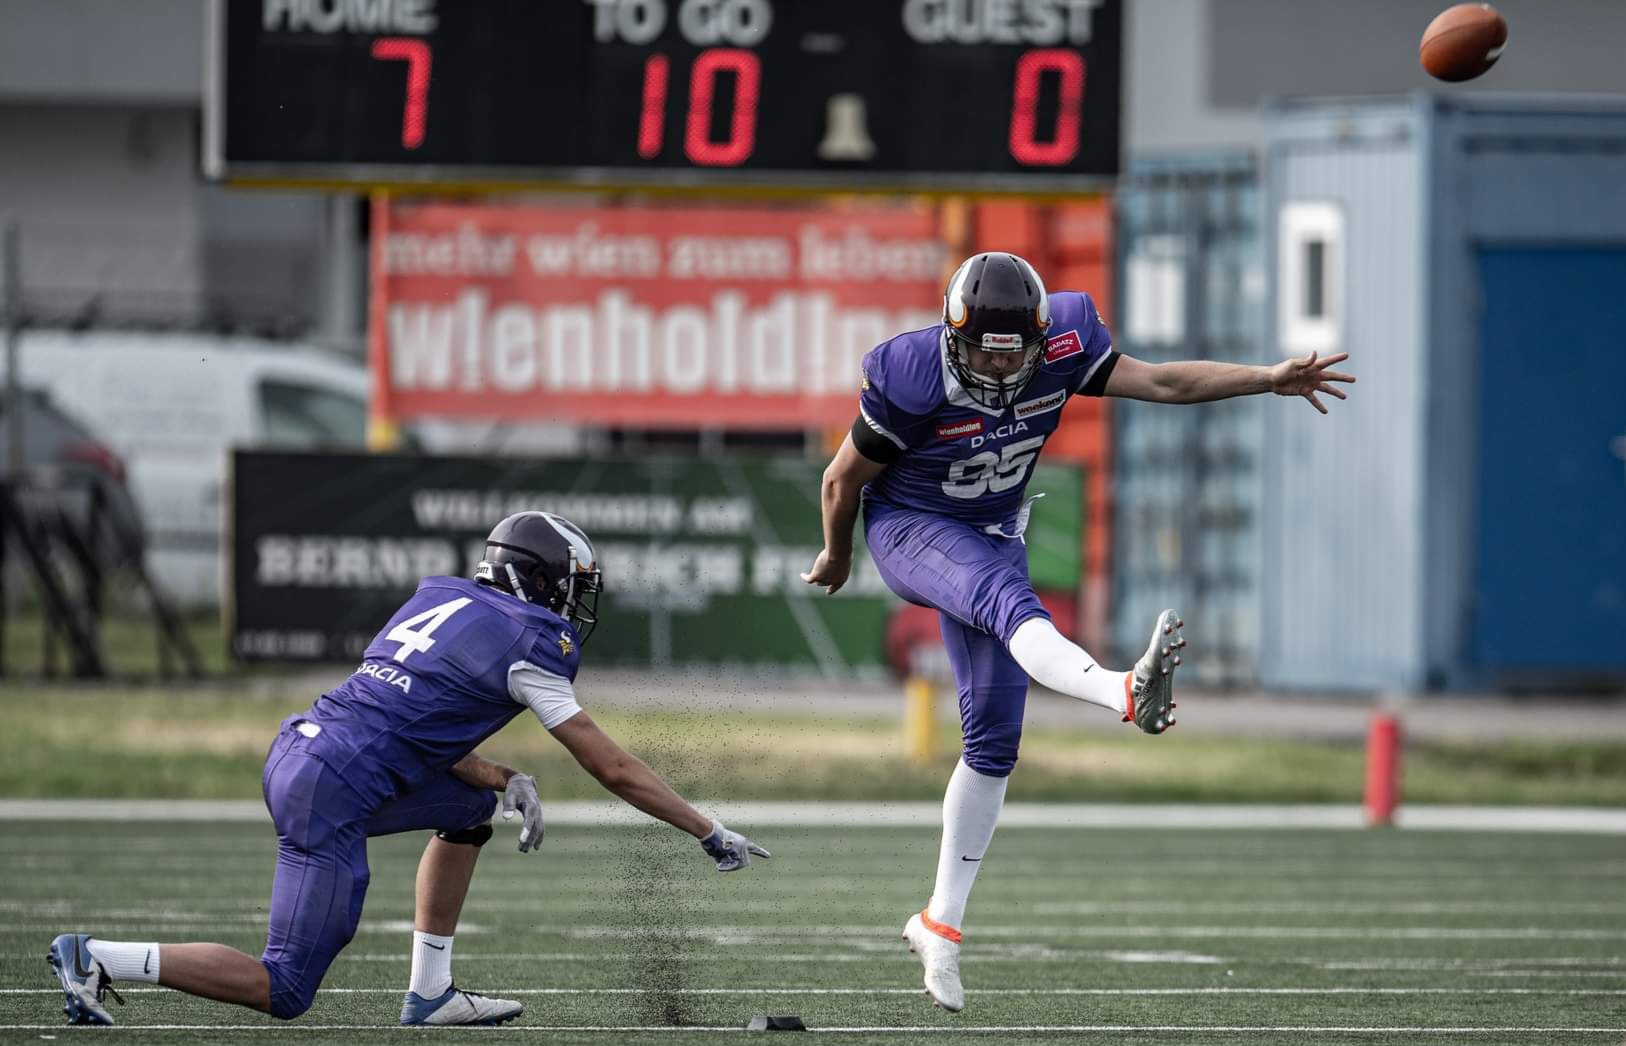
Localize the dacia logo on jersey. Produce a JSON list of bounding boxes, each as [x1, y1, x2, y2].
[[969, 421, 1029, 449], [558, 631, 575, 658], [937, 418, 984, 440], [1014, 390, 1065, 420], [357, 660, 413, 694], [1044, 329, 1085, 363]]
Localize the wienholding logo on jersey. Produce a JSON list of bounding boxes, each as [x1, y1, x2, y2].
[[936, 418, 984, 440], [1043, 330, 1084, 363], [1014, 390, 1065, 419]]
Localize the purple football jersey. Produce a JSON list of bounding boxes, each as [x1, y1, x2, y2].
[[296, 576, 581, 797], [858, 290, 1116, 529]]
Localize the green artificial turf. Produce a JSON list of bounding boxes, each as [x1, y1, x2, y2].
[[1, 820, 1623, 1045]]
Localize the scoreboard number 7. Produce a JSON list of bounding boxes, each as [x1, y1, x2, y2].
[[371, 37, 432, 150]]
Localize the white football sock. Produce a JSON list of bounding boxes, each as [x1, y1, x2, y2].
[[1008, 617, 1129, 715], [408, 931, 454, 998], [84, 939, 160, 983], [925, 759, 1009, 931]]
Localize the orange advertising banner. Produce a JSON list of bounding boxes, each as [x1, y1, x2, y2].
[[370, 201, 949, 428]]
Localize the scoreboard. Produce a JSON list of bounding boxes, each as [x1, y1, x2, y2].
[[204, 0, 1122, 193]]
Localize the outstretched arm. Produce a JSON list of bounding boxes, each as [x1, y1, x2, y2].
[[549, 712, 769, 870], [1105, 351, 1356, 414], [548, 712, 712, 837], [801, 433, 889, 595]]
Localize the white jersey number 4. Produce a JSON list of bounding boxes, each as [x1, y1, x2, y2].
[[385, 597, 472, 663], [941, 436, 1046, 500]]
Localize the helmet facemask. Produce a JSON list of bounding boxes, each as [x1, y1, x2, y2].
[[556, 555, 602, 646], [478, 549, 603, 646], [945, 329, 1045, 411]]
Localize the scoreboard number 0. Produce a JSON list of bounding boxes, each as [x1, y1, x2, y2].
[[1009, 50, 1085, 167]]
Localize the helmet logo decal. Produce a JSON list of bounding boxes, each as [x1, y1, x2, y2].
[[981, 333, 1024, 350], [944, 258, 973, 327], [1030, 263, 1051, 327], [543, 514, 597, 575]]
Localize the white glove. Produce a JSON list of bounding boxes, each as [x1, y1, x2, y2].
[[500, 773, 543, 853], [700, 820, 771, 872]]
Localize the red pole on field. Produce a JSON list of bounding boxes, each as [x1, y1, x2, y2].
[[1364, 713, 1402, 827]]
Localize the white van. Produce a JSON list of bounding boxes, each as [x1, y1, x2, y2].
[[11, 330, 372, 605]]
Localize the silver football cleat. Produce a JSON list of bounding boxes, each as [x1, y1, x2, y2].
[[1126, 609, 1185, 734]]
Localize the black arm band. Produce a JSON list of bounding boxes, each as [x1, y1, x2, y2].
[[1077, 351, 1122, 397], [850, 415, 904, 464]]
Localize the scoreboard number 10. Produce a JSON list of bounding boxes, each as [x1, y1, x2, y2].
[[367, 39, 1087, 169], [637, 49, 762, 165]]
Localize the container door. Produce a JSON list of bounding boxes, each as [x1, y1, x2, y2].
[[1472, 248, 1626, 675]]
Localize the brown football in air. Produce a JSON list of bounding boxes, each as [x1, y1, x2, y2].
[[1420, 3, 1508, 82]]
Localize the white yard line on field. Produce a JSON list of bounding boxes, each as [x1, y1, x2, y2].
[[2, 1024, 1625, 1035], [3, 800, 1626, 833], [7, 923, 1625, 940], [16, 954, 1624, 970], [8, 898, 1626, 918], [5, 987, 1626, 996]]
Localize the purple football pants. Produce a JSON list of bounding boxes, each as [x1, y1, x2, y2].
[[258, 718, 497, 1019], [864, 505, 1050, 777]]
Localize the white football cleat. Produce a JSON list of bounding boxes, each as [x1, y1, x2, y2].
[[46, 934, 121, 1026], [902, 911, 964, 1012], [399, 986, 523, 1026], [1125, 609, 1185, 734]]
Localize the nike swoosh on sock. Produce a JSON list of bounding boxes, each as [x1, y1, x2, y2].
[[960, 856, 982, 862], [424, 943, 446, 951]]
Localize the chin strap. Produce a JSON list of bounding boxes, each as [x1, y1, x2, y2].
[[504, 563, 532, 602]]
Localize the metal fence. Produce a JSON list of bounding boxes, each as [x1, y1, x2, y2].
[[1112, 156, 1264, 685]]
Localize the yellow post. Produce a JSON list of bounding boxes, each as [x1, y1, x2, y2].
[[367, 416, 401, 452], [365, 189, 401, 453], [904, 675, 936, 765]]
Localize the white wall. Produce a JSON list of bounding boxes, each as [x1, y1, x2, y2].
[[0, 0, 202, 103], [0, 104, 205, 321], [1125, 0, 1261, 155]]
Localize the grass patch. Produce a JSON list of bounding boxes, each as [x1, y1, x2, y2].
[[0, 606, 229, 679], [2, 820, 1624, 1045], [4, 684, 1626, 805]]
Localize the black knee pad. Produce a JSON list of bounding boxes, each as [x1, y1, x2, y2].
[[435, 823, 493, 848]]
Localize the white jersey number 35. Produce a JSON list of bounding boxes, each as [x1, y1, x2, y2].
[[941, 436, 1046, 500]]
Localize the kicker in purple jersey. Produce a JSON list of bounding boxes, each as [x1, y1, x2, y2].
[[857, 290, 1114, 529], [294, 576, 581, 799]]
